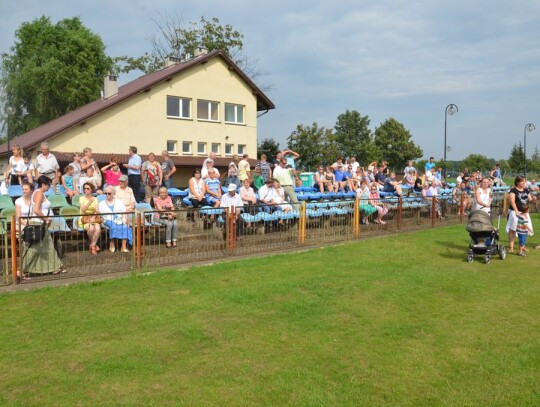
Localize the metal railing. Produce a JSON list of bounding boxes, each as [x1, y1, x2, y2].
[[0, 190, 517, 286]]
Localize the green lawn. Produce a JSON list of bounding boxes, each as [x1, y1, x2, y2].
[[1, 224, 539, 406]]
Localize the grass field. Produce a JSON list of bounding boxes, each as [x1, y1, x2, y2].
[[1, 223, 539, 406]]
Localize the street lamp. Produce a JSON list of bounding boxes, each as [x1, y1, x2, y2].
[[443, 104, 458, 179], [523, 123, 535, 177]]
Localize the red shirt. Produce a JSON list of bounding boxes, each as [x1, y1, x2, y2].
[[104, 170, 122, 186]]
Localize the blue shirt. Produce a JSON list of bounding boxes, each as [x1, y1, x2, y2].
[[425, 162, 435, 172], [128, 154, 142, 175], [334, 170, 346, 182]]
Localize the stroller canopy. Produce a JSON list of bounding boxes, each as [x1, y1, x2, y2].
[[466, 210, 495, 233]]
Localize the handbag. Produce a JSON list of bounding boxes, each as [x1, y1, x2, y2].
[[22, 222, 47, 244], [82, 214, 103, 224]]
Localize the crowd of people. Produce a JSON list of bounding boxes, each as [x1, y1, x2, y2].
[[4, 142, 540, 279]]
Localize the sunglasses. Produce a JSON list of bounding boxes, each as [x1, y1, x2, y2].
[[84, 187, 92, 190], [105, 192, 113, 195]]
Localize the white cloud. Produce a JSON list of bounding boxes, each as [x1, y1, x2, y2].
[[1, 0, 539, 160]]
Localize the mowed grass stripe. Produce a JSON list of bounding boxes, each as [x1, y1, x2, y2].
[[0, 223, 539, 406]]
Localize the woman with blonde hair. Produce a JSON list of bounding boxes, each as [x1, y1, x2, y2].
[[5, 144, 24, 186], [78, 182, 101, 255]]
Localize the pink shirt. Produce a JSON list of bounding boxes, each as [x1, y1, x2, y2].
[[104, 170, 122, 186]]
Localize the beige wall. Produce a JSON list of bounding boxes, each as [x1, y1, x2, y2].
[[50, 58, 259, 159]]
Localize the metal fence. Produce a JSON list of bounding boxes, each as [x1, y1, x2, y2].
[[0, 190, 522, 286]]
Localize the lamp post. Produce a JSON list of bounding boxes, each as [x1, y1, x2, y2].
[[523, 123, 535, 177], [443, 104, 458, 179]]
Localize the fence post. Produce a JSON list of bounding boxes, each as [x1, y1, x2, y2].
[[11, 215, 17, 284], [299, 201, 306, 246], [136, 212, 142, 269], [397, 196, 403, 231], [431, 198, 436, 228], [230, 206, 236, 255], [459, 193, 464, 222], [502, 191, 508, 216], [353, 198, 360, 238]]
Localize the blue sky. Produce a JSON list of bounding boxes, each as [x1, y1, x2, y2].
[[1, 0, 539, 161]]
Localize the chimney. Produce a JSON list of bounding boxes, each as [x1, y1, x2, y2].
[[103, 74, 118, 99], [194, 46, 208, 57], [165, 55, 182, 67]]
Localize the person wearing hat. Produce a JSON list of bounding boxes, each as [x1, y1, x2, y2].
[[114, 174, 136, 213], [201, 158, 220, 180], [220, 183, 244, 239]]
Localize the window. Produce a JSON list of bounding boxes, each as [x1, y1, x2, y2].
[[197, 99, 219, 121], [238, 144, 246, 155], [211, 143, 221, 155], [225, 144, 234, 156], [225, 103, 245, 124], [182, 141, 192, 154], [166, 140, 177, 154], [197, 142, 207, 155], [167, 96, 191, 119]]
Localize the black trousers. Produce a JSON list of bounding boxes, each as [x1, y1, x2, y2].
[[128, 174, 143, 203]]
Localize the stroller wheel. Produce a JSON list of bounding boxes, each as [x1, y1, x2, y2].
[[484, 254, 491, 264], [498, 245, 506, 260], [467, 254, 474, 263]]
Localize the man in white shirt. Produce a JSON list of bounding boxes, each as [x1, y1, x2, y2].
[[257, 179, 274, 212], [220, 183, 244, 239], [201, 159, 220, 179], [36, 142, 60, 185], [202, 152, 217, 172]]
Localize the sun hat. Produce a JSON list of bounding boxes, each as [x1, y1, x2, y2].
[[227, 183, 237, 192], [119, 174, 128, 182]]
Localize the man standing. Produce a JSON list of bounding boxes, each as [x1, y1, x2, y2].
[[273, 158, 298, 203], [202, 152, 216, 172], [123, 146, 142, 203], [425, 157, 436, 173], [256, 154, 272, 182], [237, 154, 251, 184], [403, 160, 416, 176], [161, 151, 176, 189], [36, 142, 60, 186]]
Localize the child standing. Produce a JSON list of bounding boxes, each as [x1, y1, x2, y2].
[[61, 165, 76, 200], [516, 204, 534, 256]]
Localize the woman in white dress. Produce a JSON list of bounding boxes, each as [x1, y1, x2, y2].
[[475, 177, 492, 214]]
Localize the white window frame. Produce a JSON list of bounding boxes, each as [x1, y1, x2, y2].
[[197, 99, 219, 122], [197, 142, 207, 155], [211, 143, 221, 155], [166, 140, 177, 154], [166, 96, 191, 119], [237, 144, 247, 155], [225, 103, 245, 124], [225, 143, 234, 156], [182, 141, 193, 155]]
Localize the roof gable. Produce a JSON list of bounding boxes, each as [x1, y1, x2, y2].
[[1, 50, 274, 155]]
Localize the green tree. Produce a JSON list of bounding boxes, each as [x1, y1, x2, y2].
[[1, 16, 112, 136], [257, 137, 280, 160], [373, 118, 423, 171], [287, 123, 337, 171], [460, 154, 491, 173], [333, 110, 377, 164], [508, 142, 525, 173], [115, 15, 266, 85], [529, 145, 540, 175]]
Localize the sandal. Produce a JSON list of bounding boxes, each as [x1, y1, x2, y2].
[[166, 242, 171, 248], [172, 242, 177, 248]]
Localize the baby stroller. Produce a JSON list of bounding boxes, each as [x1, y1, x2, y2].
[[466, 208, 506, 264]]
